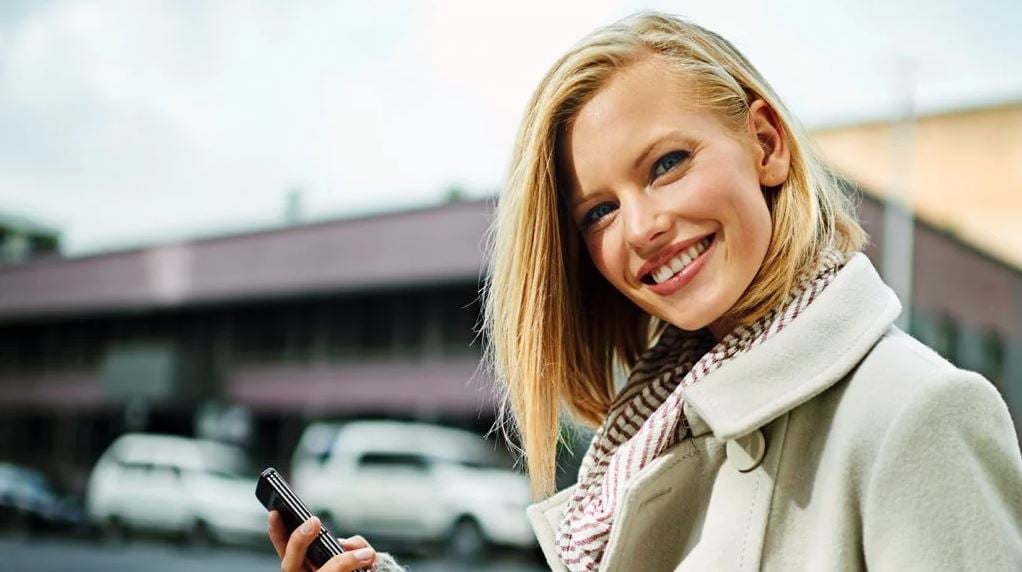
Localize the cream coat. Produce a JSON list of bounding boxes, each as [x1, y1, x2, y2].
[[527, 254, 1022, 571]]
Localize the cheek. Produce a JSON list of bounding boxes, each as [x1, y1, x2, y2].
[[666, 171, 725, 222], [738, 189, 772, 248], [722, 187, 773, 279], [585, 230, 627, 285]]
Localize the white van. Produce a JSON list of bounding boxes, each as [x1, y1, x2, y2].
[[85, 433, 267, 544], [291, 420, 536, 558]]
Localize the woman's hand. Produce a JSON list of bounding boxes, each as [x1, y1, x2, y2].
[[268, 511, 378, 572]]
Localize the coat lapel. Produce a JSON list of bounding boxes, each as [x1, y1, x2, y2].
[[526, 486, 575, 571], [683, 253, 902, 440], [527, 254, 903, 569]]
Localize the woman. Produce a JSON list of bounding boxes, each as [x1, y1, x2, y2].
[[485, 10, 1022, 572], [270, 11, 1022, 571]]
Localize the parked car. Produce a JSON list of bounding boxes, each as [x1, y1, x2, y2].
[[85, 433, 267, 545], [291, 420, 536, 558], [0, 462, 88, 534]]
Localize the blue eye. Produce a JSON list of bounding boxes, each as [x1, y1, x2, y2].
[[652, 150, 689, 179], [581, 202, 617, 229]]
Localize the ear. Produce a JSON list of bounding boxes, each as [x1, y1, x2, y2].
[[747, 99, 790, 188]]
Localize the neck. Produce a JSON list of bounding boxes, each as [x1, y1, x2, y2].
[[707, 315, 738, 341]]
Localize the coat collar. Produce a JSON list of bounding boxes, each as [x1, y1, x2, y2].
[[527, 254, 902, 570], [682, 253, 902, 441]]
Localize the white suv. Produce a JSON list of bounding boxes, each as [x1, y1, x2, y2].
[[85, 433, 267, 544], [291, 420, 536, 557]]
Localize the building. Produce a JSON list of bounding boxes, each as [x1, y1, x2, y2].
[[812, 100, 1022, 441], [812, 100, 1022, 270], [855, 189, 1021, 419], [0, 200, 497, 492], [0, 191, 1019, 495]]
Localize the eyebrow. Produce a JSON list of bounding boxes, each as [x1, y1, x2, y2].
[[632, 129, 686, 173], [569, 129, 690, 208], [632, 139, 660, 174]]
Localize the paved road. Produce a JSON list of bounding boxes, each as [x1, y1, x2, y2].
[[0, 534, 547, 572]]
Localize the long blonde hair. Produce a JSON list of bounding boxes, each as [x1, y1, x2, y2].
[[482, 11, 866, 498]]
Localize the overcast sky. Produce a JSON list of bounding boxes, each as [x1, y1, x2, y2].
[[2, 0, 1020, 255]]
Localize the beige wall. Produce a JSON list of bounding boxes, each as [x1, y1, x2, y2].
[[811, 102, 1022, 270]]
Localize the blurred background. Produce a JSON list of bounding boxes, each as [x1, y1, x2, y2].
[[0, 0, 1020, 570]]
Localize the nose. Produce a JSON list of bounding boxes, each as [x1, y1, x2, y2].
[[623, 195, 671, 254]]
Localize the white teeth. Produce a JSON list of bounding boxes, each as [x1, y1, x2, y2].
[[648, 235, 713, 285], [654, 267, 671, 283]]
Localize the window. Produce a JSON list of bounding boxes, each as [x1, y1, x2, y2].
[[357, 452, 430, 472], [980, 330, 1005, 386], [909, 308, 959, 363]]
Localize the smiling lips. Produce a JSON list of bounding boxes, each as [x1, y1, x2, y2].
[[639, 234, 715, 286]]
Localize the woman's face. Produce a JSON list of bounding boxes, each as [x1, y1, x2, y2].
[[561, 57, 790, 339]]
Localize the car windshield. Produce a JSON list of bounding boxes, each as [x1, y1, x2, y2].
[[433, 443, 515, 471], [207, 466, 257, 480], [294, 424, 341, 465], [197, 443, 258, 479], [0, 464, 48, 488]]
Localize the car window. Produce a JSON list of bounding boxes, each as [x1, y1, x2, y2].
[[204, 462, 257, 480], [149, 463, 182, 478], [453, 458, 506, 470], [357, 452, 430, 472], [0, 465, 46, 489], [199, 447, 256, 479], [0, 465, 55, 501], [429, 445, 513, 471], [294, 424, 341, 466], [117, 460, 152, 473]]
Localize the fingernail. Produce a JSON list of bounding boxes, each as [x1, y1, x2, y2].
[[299, 516, 317, 535], [353, 547, 373, 561]]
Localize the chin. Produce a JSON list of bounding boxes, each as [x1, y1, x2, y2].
[[632, 284, 732, 334], [659, 309, 720, 333]]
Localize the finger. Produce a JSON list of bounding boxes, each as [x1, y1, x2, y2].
[[317, 548, 376, 572], [281, 516, 320, 572], [268, 511, 289, 559], [338, 535, 371, 551]]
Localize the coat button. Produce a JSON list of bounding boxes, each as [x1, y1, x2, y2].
[[726, 429, 766, 473]]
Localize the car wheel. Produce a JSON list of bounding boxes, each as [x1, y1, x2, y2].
[[7, 509, 32, 538], [187, 519, 216, 549], [101, 515, 128, 544], [447, 517, 487, 560]]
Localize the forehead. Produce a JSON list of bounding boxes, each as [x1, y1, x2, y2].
[[562, 58, 729, 199], [574, 58, 689, 130]]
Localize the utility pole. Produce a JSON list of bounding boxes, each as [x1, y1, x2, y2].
[[883, 58, 915, 332], [285, 187, 304, 226]]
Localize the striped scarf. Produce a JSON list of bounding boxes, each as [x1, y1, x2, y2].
[[556, 249, 847, 571]]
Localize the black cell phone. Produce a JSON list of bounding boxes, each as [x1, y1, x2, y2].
[[255, 467, 364, 571]]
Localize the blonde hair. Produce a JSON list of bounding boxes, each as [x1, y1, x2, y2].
[[482, 11, 866, 498]]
